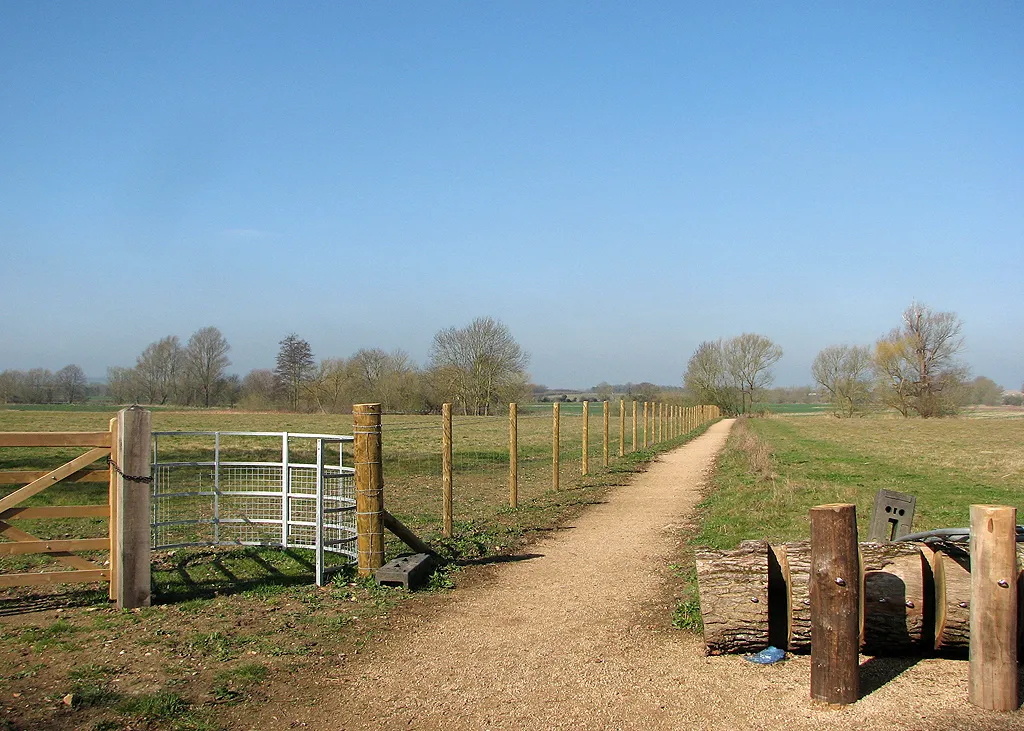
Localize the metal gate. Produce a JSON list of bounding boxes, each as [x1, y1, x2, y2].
[[151, 431, 356, 586]]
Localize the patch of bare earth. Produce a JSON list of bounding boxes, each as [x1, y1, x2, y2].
[[246, 419, 1021, 730]]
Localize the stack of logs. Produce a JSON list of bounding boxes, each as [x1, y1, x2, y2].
[[696, 539, 1024, 656]]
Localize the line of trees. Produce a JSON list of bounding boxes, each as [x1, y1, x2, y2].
[[0, 364, 91, 405], [107, 327, 235, 407], [682, 333, 784, 415]]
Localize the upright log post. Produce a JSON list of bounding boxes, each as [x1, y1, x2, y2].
[[115, 406, 151, 610], [602, 401, 609, 467], [442, 403, 453, 538], [354, 403, 384, 577], [552, 402, 560, 491], [810, 503, 860, 706], [643, 402, 649, 448], [969, 504, 1019, 711], [581, 400, 589, 476], [508, 403, 518, 509], [619, 399, 625, 457], [631, 400, 637, 452]]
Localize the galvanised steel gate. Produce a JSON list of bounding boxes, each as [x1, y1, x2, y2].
[[151, 431, 356, 586]]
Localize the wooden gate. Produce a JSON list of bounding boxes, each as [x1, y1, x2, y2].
[[0, 420, 118, 597]]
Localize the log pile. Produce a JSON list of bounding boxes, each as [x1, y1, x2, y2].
[[695, 540, 1024, 655]]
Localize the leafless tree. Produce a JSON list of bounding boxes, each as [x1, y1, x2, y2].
[[874, 302, 966, 417], [275, 334, 315, 411], [429, 316, 530, 415], [135, 336, 183, 404], [184, 326, 231, 407], [683, 340, 739, 413], [724, 334, 783, 414], [811, 345, 873, 416], [55, 364, 88, 404]]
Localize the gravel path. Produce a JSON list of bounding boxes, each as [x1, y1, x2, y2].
[[275, 419, 1022, 730]]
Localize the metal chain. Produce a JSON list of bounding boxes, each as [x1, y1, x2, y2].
[[107, 457, 153, 484]]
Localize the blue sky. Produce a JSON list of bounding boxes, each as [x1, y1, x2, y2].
[[2, 2, 1021, 389]]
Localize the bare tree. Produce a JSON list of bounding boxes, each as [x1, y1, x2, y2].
[[682, 340, 739, 413], [135, 336, 183, 404], [275, 334, 315, 411], [967, 376, 1004, 406], [184, 326, 231, 407], [55, 364, 88, 404], [874, 302, 966, 417], [723, 333, 783, 414], [428, 316, 529, 415], [812, 345, 873, 417]]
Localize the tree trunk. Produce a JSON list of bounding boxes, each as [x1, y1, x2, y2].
[[696, 540, 769, 654]]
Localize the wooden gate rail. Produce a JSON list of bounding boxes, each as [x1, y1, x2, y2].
[[0, 428, 115, 592]]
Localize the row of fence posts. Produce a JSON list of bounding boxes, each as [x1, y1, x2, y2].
[[435, 401, 719, 539], [810, 502, 1019, 712]]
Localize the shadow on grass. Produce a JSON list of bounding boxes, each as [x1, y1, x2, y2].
[[0, 587, 110, 616], [151, 546, 348, 604]]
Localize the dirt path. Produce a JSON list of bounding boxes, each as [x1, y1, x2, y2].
[[270, 420, 1021, 731]]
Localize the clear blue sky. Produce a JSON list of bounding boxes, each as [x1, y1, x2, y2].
[[2, 2, 1021, 390]]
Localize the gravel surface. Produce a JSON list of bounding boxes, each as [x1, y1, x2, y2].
[[273, 419, 1022, 730]]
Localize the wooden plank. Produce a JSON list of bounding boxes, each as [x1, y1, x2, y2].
[[0, 448, 111, 514], [0, 469, 109, 485], [0, 538, 110, 556], [0, 569, 109, 588], [108, 416, 118, 602], [0, 505, 109, 521], [0, 522, 102, 572], [0, 432, 111, 448]]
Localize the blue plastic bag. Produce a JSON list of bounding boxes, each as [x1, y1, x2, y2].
[[744, 646, 786, 664]]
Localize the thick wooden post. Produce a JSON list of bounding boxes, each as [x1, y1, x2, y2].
[[643, 402, 649, 448], [603, 401, 609, 467], [552, 402, 560, 491], [582, 401, 589, 476], [115, 406, 151, 610], [354, 403, 384, 577], [969, 504, 1019, 711], [619, 399, 625, 457], [631, 401, 637, 452], [810, 503, 860, 705], [442, 403, 453, 537], [509, 403, 518, 509]]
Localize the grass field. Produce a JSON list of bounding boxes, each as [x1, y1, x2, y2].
[[696, 414, 1024, 549], [0, 405, 711, 731]]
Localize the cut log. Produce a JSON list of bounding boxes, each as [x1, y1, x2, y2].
[[860, 541, 928, 654], [695, 539, 769, 654]]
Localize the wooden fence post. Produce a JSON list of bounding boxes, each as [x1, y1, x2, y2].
[[509, 403, 518, 509], [643, 402, 649, 448], [969, 504, 1019, 711], [810, 503, 860, 705], [115, 406, 151, 610], [619, 399, 625, 457], [603, 401, 609, 467], [582, 401, 589, 476], [552, 402, 560, 491], [442, 403, 453, 538], [354, 403, 384, 577], [107, 416, 119, 603], [631, 400, 637, 452]]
